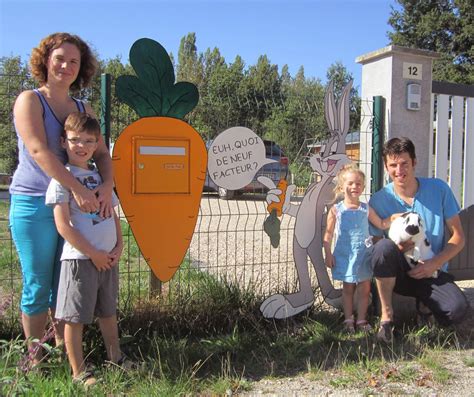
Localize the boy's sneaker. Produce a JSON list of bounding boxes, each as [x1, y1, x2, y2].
[[376, 321, 394, 343]]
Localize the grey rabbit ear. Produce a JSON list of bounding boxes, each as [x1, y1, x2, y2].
[[324, 80, 338, 132], [337, 80, 352, 136]]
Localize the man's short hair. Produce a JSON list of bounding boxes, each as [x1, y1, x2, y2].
[[383, 137, 416, 164], [63, 112, 101, 139]]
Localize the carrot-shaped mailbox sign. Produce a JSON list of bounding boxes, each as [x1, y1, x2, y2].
[[113, 38, 207, 282]]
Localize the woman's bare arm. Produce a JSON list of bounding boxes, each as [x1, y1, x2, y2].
[[14, 91, 99, 212]]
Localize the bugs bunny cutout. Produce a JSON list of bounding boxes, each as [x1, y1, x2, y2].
[[258, 80, 352, 319]]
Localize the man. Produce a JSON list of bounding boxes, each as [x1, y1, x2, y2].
[[369, 137, 468, 342]]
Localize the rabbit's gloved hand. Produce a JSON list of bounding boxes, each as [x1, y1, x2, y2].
[[257, 176, 295, 215]]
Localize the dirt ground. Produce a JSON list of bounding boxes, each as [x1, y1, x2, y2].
[[187, 196, 474, 396], [239, 281, 474, 396]]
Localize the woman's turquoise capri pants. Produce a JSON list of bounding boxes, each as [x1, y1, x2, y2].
[[9, 194, 63, 316]]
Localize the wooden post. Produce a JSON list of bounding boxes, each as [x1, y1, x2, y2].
[[149, 271, 162, 298]]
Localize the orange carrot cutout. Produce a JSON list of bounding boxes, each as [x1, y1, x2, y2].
[[263, 178, 288, 248], [113, 38, 207, 282], [267, 179, 288, 217]]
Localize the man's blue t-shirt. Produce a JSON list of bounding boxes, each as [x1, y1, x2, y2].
[[369, 177, 460, 269]]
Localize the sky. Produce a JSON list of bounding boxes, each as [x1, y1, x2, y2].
[[0, 0, 398, 91]]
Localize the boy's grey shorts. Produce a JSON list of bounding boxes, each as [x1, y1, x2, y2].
[[55, 259, 118, 324]]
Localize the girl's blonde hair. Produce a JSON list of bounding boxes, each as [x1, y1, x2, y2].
[[333, 163, 366, 199]]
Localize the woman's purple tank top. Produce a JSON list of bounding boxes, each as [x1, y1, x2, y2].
[[9, 89, 85, 196]]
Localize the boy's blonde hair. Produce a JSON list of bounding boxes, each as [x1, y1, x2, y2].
[[333, 163, 366, 199]]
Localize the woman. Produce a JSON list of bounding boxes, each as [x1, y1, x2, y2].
[[9, 33, 113, 365]]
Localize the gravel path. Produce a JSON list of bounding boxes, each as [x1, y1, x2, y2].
[[189, 196, 474, 396], [188, 194, 301, 296], [237, 281, 474, 396], [237, 347, 474, 396]]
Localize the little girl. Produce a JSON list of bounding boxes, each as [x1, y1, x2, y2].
[[323, 164, 394, 333]]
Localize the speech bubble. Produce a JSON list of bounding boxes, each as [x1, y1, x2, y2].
[[208, 127, 277, 190]]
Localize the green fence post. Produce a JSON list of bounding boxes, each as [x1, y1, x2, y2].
[[100, 73, 111, 148], [371, 96, 385, 194], [370, 95, 386, 315]]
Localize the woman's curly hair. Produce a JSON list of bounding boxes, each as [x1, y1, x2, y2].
[[29, 33, 98, 91]]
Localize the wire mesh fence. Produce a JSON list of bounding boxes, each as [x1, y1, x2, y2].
[[0, 71, 374, 331]]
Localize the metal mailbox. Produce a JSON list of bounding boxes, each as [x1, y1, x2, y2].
[[132, 136, 190, 194]]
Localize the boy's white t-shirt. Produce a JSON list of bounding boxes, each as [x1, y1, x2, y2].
[[45, 164, 119, 260]]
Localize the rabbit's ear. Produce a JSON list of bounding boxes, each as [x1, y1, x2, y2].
[[337, 80, 353, 136], [324, 80, 338, 132]]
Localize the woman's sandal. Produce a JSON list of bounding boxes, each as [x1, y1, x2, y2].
[[73, 370, 97, 388], [343, 318, 355, 334], [356, 320, 373, 332]]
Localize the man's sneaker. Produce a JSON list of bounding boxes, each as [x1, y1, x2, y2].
[[376, 321, 394, 343]]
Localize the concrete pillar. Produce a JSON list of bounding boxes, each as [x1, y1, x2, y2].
[[356, 45, 440, 178]]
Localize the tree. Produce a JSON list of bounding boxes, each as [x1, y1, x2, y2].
[[177, 33, 201, 83], [280, 64, 291, 86], [263, 80, 325, 162], [264, 65, 326, 163], [189, 46, 228, 138], [0, 33, 356, 177], [241, 55, 281, 134], [0, 56, 34, 174], [326, 61, 360, 132], [388, 0, 473, 84]]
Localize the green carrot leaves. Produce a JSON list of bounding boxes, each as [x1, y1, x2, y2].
[[116, 38, 199, 119]]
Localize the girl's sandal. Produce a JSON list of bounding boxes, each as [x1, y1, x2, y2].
[[73, 370, 97, 388], [356, 320, 373, 333], [343, 318, 355, 334]]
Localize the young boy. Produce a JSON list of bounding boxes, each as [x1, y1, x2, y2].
[[46, 112, 125, 386]]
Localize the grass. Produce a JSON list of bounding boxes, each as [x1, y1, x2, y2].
[[1, 273, 473, 395], [1, 200, 473, 395], [463, 355, 474, 367], [0, 200, 20, 334]]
